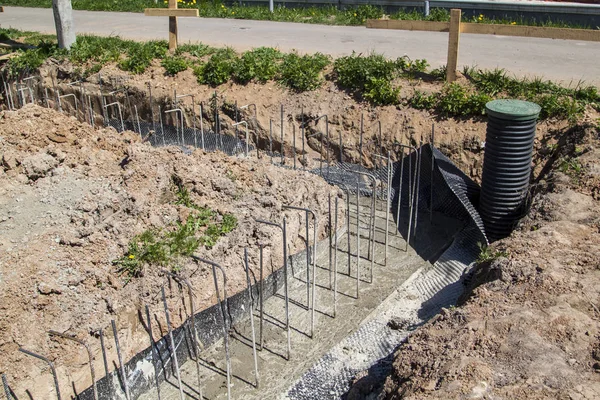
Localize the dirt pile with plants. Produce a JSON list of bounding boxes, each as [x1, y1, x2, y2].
[[0, 104, 340, 398], [374, 124, 600, 399]]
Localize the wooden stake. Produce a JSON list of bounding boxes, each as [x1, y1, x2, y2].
[[169, 0, 178, 51], [446, 9, 462, 82]]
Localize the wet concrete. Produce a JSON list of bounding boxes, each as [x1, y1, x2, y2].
[[138, 196, 462, 400]]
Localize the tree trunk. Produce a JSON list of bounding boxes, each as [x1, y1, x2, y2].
[[52, 0, 76, 49]]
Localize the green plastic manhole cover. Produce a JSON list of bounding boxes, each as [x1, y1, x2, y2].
[[485, 99, 541, 121]]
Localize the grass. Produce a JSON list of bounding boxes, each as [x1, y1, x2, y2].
[[3, 1, 597, 30], [2, 27, 599, 121], [113, 178, 237, 282], [477, 242, 508, 264]]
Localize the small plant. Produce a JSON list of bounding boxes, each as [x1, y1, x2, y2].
[[429, 65, 446, 81], [113, 183, 238, 282], [278, 52, 329, 91], [408, 90, 438, 110], [233, 47, 281, 84], [161, 56, 188, 76], [175, 42, 216, 58], [559, 157, 585, 179], [195, 48, 237, 86], [477, 242, 508, 264], [396, 56, 429, 78], [363, 77, 400, 106], [119, 40, 168, 74]]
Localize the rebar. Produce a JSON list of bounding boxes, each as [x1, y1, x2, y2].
[[111, 320, 131, 400], [328, 193, 333, 289], [191, 256, 231, 400], [269, 119, 273, 164], [88, 95, 94, 128], [430, 124, 435, 222], [386, 151, 391, 264], [58, 93, 78, 113], [413, 140, 423, 240], [99, 328, 109, 377], [314, 115, 328, 176], [255, 218, 291, 359], [160, 287, 184, 400], [2, 373, 13, 400], [244, 248, 260, 388], [161, 271, 203, 399], [283, 205, 317, 312], [48, 330, 98, 400], [176, 93, 197, 147], [359, 113, 363, 164], [293, 124, 296, 169], [199, 103, 205, 150], [144, 305, 162, 400], [134, 105, 141, 135], [405, 146, 419, 252], [18, 348, 61, 400], [333, 195, 339, 317], [280, 104, 284, 164], [104, 101, 124, 132], [158, 105, 166, 146], [259, 244, 265, 351], [301, 107, 306, 169], [356, 178, 360, 299], [165, 108, 184, 146], [232, 121, 249, 157], [352, 171, 377, 279], [396, 146, 405, 237]]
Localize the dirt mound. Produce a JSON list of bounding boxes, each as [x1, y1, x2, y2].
[[0, 105, 340, 397], [378, 132, 600, 398]]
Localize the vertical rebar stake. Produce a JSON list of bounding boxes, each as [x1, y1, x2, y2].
[[333, 195, 339, 317], [244, 248, 260, 388], [328, 192, 333, 289], [259, 244, 265, 351], [111, 320, 131, 400], [293, 124, 296, 169], [356, 179, 360, 299], [269, 119, 273, 164], [18, 348, 61, 400], [2, 373, 13, 400], [430, 124, 435, 223], [160, 288, 184, 400], [99, 328, 109, 377], [280, 104, 284, 164], [144, 305, 162, 400], [397, 146, 405, 238], [385, 151, 391, 265]]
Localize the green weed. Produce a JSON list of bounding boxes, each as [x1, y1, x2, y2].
[[477, 242, 508, 264], [195, 48, 237, 86], [175, 42, 216, 58], [119, 40, 168, 74], [278, 52, 329, 91], [113, 182, 237, 281], [233, 47, 282, 84], [161, 55, 188, 76]]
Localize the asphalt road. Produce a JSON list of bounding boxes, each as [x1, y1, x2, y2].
[[1, 6, 599, 85]]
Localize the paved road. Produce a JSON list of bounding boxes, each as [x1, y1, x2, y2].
[[1, 6, 599, 85]]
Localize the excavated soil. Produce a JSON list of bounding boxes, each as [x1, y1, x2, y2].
[[376, 126, 600, 399], [0, 104, 341, 398], [40, 58, 599, 184]]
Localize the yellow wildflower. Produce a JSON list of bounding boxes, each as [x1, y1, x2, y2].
[[354, 13, 357, 17], [511, 21, 517, 25], [221, 4, 225, 7], [128, 255, 135, 259]]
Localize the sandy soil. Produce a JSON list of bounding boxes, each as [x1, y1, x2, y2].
[[0, 104, 341, 398], [377, 125, 600, 399]]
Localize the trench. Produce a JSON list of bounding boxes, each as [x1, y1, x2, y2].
[[1, 75, 487, 400]]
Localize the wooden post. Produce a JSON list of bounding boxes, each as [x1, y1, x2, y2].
[[169, 0, 178, 51], [52, 0, 76, 50], [446, 9, 462, 82], [145, 2, 198, 50]]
